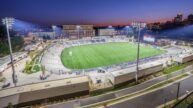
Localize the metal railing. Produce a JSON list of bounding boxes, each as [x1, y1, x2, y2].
[[172, 91, 193, 108]]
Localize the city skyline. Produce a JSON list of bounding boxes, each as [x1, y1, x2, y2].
[[0, 0, 193, 26]]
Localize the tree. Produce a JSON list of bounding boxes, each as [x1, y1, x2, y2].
[[7, 102, 13, 108], [0, 25, 6, 40], [188, 14, 193, 22], [0, 36, 24, 57]]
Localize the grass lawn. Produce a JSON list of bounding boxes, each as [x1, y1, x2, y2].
[[163, 60, 193, 74], [61, 42, 164, 69], [163, 64, 186, 74], [33, 65, 41, 72]]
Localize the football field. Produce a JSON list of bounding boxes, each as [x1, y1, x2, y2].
[[61, 42, 164, 69]]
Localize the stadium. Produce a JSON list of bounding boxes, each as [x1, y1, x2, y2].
[[1, 0, 193, 107], [41, 35, 165, 73]]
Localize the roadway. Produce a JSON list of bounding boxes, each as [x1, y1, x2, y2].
[[108, 75, 193, 108]]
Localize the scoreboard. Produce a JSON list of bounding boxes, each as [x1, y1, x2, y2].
[[143, 35, 155, 43]]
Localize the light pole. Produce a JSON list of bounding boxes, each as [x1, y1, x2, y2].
[[2, 17, 17, 86], [108, 25, 113, 37], [176, 82, 181, 100], [76, 25, 81, 40], [52, 25, 56, 39], [125, 26, 130, 37], [131, 21, 146, 84]]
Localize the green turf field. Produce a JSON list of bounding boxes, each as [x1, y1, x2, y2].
[[61, 42, 164, 69]]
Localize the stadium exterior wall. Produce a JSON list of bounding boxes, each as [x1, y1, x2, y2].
[[0, 76, 89, 108], [138, 63, 163, 77], [174, 54, 193, 63], [111, 62, 163, 86], [113, 70, 135, 86]]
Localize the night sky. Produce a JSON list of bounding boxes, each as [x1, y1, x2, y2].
[[0, 0, 193, 26]]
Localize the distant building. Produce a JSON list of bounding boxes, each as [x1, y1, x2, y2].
[[97, 26, 134, 36], [29, 32, 55, 39], [148, 13, 193, 31], [24, 42, 41, 51], [174, 13, 183, 22], [23, 35, 36, 45], [62, 25, 95, 39], [147, 23, 161, 31], [98, 28, 115, 36], [188, 14, 193, 21], [155, 39, 171, 46]]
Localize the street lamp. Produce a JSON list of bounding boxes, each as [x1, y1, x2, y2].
[[2, 17, 17, 86], [131, 21, 146, 84]]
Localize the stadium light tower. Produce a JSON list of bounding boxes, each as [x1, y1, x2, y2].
[[2, 17, 17, 86], [131, 21, 146, 84]]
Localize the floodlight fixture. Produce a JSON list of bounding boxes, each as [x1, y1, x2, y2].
[[76, 25, 81, 29], [2, 17, 15, 29], [52, 25, 56, 29], [125, 26, 130, 29]]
